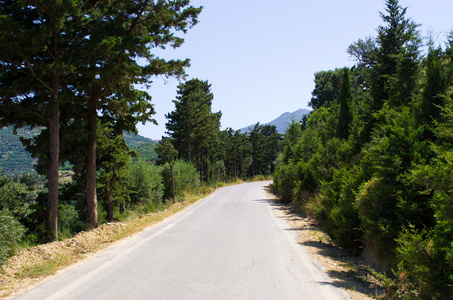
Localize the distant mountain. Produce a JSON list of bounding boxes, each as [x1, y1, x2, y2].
[[239, 108, 311, 134], [123, 132, 157, 148], [0, 127, 157, 176]]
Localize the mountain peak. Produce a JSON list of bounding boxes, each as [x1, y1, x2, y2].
[[240, 108, 311, 134]]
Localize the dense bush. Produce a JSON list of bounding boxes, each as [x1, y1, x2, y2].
[[0, 209, 25, 266], [272, 1, 453, 296], [161, 159, 200, 200], [128, 162, 164, 212]]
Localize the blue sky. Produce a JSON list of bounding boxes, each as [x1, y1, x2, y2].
[[137, 0, 453, 140]]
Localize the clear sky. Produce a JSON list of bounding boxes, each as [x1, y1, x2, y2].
[[137, 0, 453, 140]]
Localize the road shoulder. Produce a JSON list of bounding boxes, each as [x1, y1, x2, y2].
[[264, 188, 384, 300]]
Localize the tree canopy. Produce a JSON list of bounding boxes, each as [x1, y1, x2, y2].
[[0, 0, 202, 239], [273, 0, 453, 297]]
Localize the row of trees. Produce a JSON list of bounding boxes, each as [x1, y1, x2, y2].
[[0, 0, 202, 241], [0, 77, 283, 265], [161, 78, 283, 186], [272, 0, 453, 298], [0, 158, 201, 265]]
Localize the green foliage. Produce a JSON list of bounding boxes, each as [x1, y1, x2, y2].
[[383, 99, 453, 298], [58, 204, 79, 239], [274, 3, 453, 296], [309, 69, 342, 110], [0, 0, 202, 236], [0, 209, 25, 266], [161, 160, 200, 200], [97, 124, 134, 221], [319, 166, 362, 251], [128, 162, 164, 212], [217, 128, 252, 180], [124, 132, 157, 149], [165, 79, 221, 180], [248, 123, 283, 176], [336, 68, 353, 139], [156, 138, 178, 200], [133, 143, 159, 163], [0, 174, 34, 225], [155, 139, 178, 166]]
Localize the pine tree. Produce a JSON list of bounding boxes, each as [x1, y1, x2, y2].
[[418, 47, 450, 130], [375, 0, 421, 108], [165, 79, 221, 181], [0, 0, 82, 240], [1, 0, 202, 230], [336, 68, 353, 139], [349, 0, 421, 112], [155, 138, 178, 201]]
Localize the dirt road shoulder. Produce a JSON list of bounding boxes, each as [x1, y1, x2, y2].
[[265, 189, 384, 300]]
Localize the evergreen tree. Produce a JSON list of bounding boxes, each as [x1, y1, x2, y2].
[[155, 138, 178, 201], [309, 69, 342, 110], [67, 0, 201, 228], [417, 46, 451, 131], [97, 122, 133, 222], [349, 0, 421, 112], [248, 123, 282, 176], [0, 0, 82, 240], [165, 79, 221, 181], [1, 0, 202, 230], [336, 68, 353, 139]]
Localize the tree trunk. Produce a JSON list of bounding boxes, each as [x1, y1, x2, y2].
[[200, 152, 203, 183], [86, 96, 98, 228], [170, 164, 176, 202], [120, 185, 126, 214], [107, 185, 115, 222], [47, 73, 59, 241], [188, 142, 192, 163]]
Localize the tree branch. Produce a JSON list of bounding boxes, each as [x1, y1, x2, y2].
[[13, 40, 53, 92]]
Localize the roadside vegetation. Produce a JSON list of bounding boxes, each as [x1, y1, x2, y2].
[[4, 0, 452, 298], [271, 0, 453, 298], [0, 0, 282, 287]]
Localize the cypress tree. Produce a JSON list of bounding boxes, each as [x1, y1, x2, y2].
[[336, 68, 353, 139]]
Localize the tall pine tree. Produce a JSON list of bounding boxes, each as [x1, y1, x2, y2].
[[336, 68, 353, 139], [165, 79, 221, 181]]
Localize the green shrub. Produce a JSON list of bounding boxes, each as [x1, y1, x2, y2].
[[318, 166, 362, 251], [128, 162, 163, 211], [58, 204, 79, 239], [0, 175, 31, 221], [161, 160, 200, 200], [0, 209, 25, 266]]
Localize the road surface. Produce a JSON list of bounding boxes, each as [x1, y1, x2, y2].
[[14, 181, 348, 300]]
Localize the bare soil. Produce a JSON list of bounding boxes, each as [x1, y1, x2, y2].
[[265, 189, 384, 299]]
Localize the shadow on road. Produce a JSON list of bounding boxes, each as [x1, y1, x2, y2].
[[264, 192, 384, 299]]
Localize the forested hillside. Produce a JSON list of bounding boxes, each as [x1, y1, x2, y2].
[[0, 127, 41, 175], [0, 127, 158, 175], [272, 1, 453, 298]]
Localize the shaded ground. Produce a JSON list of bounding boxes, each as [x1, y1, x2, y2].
[[265, 189, 384, 300]]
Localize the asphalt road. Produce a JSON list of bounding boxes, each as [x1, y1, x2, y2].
[[14, 181, 349, 300]]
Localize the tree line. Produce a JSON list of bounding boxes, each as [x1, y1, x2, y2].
[[0, 1, 283, 265], [272, 0, 453, 298], [0, 0, 202, 241], [162, 78, 282, 187]]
